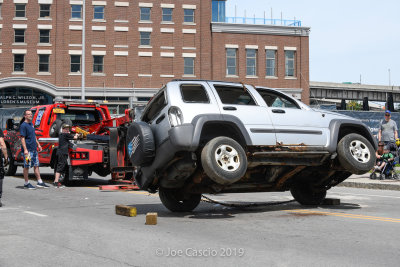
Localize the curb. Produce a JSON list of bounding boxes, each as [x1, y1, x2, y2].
[[338, 181, 400, 191]]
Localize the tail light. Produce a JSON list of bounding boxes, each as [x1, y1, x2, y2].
[[168, 106, 184, 127], [70, 152, 89, 160]]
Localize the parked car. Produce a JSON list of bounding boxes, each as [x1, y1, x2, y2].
[[126, 80, 377, 212]]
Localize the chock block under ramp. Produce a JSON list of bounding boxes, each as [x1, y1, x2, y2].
[[146, 213, 158, 225], [115, 205, 137, 217], [322, 198, 341, 205]]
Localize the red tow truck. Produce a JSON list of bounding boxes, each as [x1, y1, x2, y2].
[[3, 99, 136, 184]]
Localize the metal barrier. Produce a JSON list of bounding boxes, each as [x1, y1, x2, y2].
[[225, 17, 301, 26]]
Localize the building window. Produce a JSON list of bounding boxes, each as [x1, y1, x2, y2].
[[226, 48, 237, 76], [184, 9, 195, 23], [212, 0, 226, 22], [39, 30, 50, 43], [140, 32, 151, 46], [140, 7, 151, 21], [184, 57, 194, 75], [14, 29, 25, 43], [15, 4, 26, 18], [71, 5, 82, 19], [266, 50, 277, 77], [39, 54, 50, 72], [285, 50, 296, 77], [93, 55, 104, 73], [0, 4, 2, 18], [40, 4, 51, 18], [246, 49, 257, 76], [162, 8, 173, 22], [14, 54, 25, 72], [93, 6, 104, 20], [70, 55, 81, 72]]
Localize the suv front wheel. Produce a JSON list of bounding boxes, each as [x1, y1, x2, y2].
[[201, 137, 247, 185]]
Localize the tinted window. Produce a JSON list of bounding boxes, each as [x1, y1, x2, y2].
[[142, 91, 167, 122], [214, 85, 256, 105], [256, 89, 299, 109], [56, 108, 101, 125], [181, 84, 209, 103]]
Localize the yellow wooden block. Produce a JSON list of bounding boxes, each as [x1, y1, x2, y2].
[[115, 205, 137, 217], [146, 212, 158, 225]]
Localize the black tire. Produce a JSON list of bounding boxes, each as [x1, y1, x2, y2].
[[159, 187, 201, 212], [49, 120, 63, 137], [337, 133, 375, 175], [201, 137, 247, 185], [4, 146, 17, 176], [370, 172, 377, 180], [290, 183, 327, 206], [126, 122, 155, 166]]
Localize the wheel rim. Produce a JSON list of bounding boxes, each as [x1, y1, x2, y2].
[[214, 144, 240, 172], [349, 140, 371, 163]]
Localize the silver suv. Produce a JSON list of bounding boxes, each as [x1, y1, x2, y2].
[[127, 80, 376, 212]]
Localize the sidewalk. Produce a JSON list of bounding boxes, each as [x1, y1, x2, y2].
[[339, 173, 400, 191]]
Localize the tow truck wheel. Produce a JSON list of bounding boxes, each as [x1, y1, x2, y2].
[[4, 146, 17, 176], [159, 187, 201, 212], [290, 183, 327, 206]]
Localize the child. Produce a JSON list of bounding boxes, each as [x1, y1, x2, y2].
[[53, 124, 79, 187], [375, 145, 394, 177]]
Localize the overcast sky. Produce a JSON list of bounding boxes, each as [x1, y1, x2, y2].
[[226, 0, 399, 86]]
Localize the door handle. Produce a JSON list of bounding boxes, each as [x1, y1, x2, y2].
[[156, 114, 165, 124], [272, 109, 285, 114], [223, 106, 237, 111]]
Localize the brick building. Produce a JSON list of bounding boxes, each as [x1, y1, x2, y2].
[[0, 0, 310, 113]]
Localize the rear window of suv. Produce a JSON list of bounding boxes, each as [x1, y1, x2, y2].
[[214, 85, 256, 105], [180, 84, 209, 103]]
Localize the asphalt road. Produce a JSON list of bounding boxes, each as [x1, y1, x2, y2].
[[1, 168, 400, 267]]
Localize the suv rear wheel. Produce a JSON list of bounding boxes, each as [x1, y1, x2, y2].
[[159, 187, 201, 212], [201, 137, 247, 185], [290, 183, 327, 205]]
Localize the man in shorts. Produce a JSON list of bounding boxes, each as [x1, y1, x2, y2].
[[378, 110, 398, 151], [20, 110, 49, 189], [53, 124, 79, 188]]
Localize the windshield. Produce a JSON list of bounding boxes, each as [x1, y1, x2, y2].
[[56, 108, 102, 125]]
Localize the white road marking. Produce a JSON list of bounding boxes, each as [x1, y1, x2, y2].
[[331, 192, 400, 199], [23, 211, 48, 217]]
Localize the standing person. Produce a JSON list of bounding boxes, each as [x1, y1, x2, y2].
[[53, 124, 79, 188], [378, 110, 398, 151], [20, 110, 49, 189], [0, 128, 9, 207]]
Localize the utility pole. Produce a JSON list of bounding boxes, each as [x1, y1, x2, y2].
[[81, 0, 86, 100]]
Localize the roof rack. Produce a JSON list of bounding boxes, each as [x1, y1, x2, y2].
[[53, 97, 101, 107]]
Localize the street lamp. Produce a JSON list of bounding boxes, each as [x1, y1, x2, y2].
[[81, 0, 86, 100]]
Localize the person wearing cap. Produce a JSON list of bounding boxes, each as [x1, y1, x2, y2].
[[378, 110, 398, 151], [53, 124, 79, 187]]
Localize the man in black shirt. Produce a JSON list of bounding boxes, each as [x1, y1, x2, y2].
[[0, 128, 9, 206], [53, 124, 79, 187]]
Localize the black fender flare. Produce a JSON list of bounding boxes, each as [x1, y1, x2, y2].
[[190, 114, 252, 149], [328, 119, 377, 153]]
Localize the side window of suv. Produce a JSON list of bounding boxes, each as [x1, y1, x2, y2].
[[214, 85, 256, 105], [142, 91, 167, 122], [180, 84, 209, 103], [256, 89, 300, 109]]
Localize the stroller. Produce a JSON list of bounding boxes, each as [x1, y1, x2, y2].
[[370, 141, 400, 180]]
